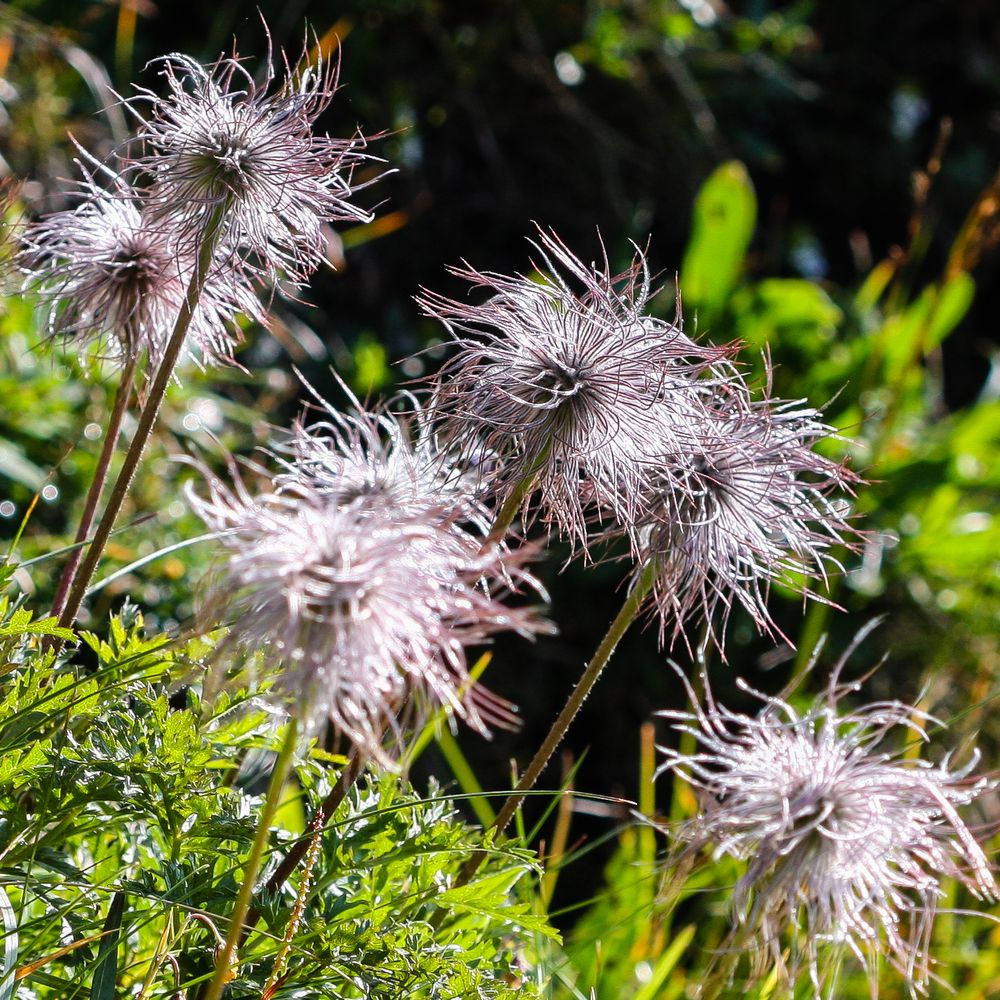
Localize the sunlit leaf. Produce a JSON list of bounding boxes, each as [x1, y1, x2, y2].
[[680, 160, 757, 329]]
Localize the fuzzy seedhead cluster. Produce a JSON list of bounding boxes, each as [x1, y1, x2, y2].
[[420, 226, 855, 649], [131, 50, 373, 282], [183, 223, 859, 764], [658, 644, 997, 996], [188, 468, 544, 766], [274, 385, 493, 534], [18, 40, 371, 367], [19, 164, 266, 365]]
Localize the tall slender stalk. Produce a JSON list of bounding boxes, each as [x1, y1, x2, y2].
[[453, 563, 657, 890], [243, 746, 368, 937], [50, 351, 139, 622], [57, 209, 225, 631], [492, 562, 654, 836], [203, 718, 299, 1000]]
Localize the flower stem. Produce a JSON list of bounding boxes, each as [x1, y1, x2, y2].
[[457, 563, 656, 888], [484, 439, 552, 546], [242, 747, 367, 938], [203, 718, 299, 1000], [493, 562, 654, 834], [50, 351, 139, 622], [57, 209, 225, 631]]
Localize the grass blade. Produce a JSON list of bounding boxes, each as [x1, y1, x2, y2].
[[0, 885, 18, 1000], [90, 890, 125, 1000]]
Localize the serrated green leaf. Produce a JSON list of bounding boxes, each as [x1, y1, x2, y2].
[[0, 605, 73, 641], [435, 868, 561, 940]]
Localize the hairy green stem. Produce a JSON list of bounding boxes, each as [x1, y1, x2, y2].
[[242, 747, 367, 938], [203, 718, 299, 1000], [57, 210, 224, 631], [50, 351, 139, 622], [456, 563, 656, 889], [484, 439, 552, 546], [492, 562, 654, 834]]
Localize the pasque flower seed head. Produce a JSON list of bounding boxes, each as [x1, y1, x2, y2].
[[131, 40, 375, 282], [19, 161, 263, 366], [274, 381, 492, 536], [420, 225, 735, 553], [636, 396, 856, 651], [189, 472, 546, 764], [658, 633, 996, 996]]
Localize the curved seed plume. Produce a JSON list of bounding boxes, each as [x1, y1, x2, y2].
[[657, 643, 997, 996]]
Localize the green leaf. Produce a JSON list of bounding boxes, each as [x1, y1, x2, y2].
[[927, 271, 975, 350], [351, 332, 390, 394], [680, 160, 757, 329], [0, 439, 46, 491], [89, 891, 125, 1000], [733, 278, 842, 353], [854, 257, 897, 312], [633, 924, 696, 1000], [0, 606, 74, 642], [434, 868, 560, 940], [950, 399, 1000, 487], [879, 273, 975, 381], [878, 287, 933, 380], [0, 884, 18, 1000]]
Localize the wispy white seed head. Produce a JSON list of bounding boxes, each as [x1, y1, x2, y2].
[[19, 162, 263, 367], [130, 43, 375, 282], [637, 397, 857, 652], [420, 225, 736, 553], [189, 473, 546, 764], [274, 381, 493, 535], [658, 633, 996, 996]]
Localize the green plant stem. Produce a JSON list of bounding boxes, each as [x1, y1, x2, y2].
[[493, 563, 653, 834], [57, 210, 224, 632], [203, 718, 299, 1000], [484, 440, 552, 546], [457, 563, 656, 888], [49, 351, 139, 623], [242, 747, 367, 938]]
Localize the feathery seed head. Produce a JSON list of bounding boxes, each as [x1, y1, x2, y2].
[[658, 639, 997, 996], [189, 474, 545, 764], [275, 386, 492, 535], [637, 397, 857, 650], [420, 226, 735, 552], [19, 164, 263, 366], [131, 44, 374, 282]]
